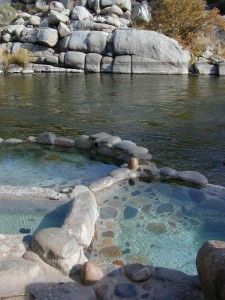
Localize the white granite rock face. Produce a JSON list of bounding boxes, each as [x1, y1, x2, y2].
[[37, 28, 59, 47], [113, 30, 191, 74], [31, 227, 87, 275], [64, 51, 86, 69], [63, 191, 99, 247], [85, 53, 102, 72], [194, 62, 218, 75]]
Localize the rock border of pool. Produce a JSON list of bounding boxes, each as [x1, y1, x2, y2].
[[0, 131, 225, 299]]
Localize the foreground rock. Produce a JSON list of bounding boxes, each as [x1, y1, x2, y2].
[[80, 261, 104, 285], [31, 227, 87, 275], [177, 171, 208, 187], [0, 257, 40, 298], [196, 240, 225, 300], [31, 190, 98, 275]]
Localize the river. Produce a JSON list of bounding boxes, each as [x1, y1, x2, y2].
[[0, 73, 225, 185]]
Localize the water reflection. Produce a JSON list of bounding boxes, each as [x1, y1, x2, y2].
[[0, 74, 225, 184]]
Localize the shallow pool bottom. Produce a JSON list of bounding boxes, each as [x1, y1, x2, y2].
[[0, 143, 117, 189], [94, 180, 225, 275], [0, 199, 70, 235]]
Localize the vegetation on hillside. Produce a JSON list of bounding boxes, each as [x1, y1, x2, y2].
[[141, 0, 225, 56]]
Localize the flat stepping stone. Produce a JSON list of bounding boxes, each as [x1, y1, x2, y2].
[[100, 206, 117, 219], [123, 205, 138, 219]]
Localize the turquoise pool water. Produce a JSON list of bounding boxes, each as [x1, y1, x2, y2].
[[0, 144, 116, 189], [95, 180, 225, 274], [0, 199, 69, 234]]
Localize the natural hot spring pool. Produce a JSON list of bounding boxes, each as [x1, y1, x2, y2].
[[0, 199, 70, 235], [0, 143, 116, 189], [94, 180, 225, 275]]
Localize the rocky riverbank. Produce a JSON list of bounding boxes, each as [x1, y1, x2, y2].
[[1, 0, 225, 75]]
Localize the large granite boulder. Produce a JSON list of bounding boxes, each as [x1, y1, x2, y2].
[[37, 28, 58, 47], [85, 53, 102, 72], [196, 240, 225, 300], [67, 31, 108, 54], [68, 31, 89, 52], [101, 0, 131, 11], [36, 131, 56, 144], [64, 51, 86, 69], [87, 31, 108, 54], [177, 171, 208, 187], [113, 55, 131, 73], [48, 10, 69, 25], [194, 61, 218, 75], [49, 1, 66, 12], [58, 22, 70, 38], [71, 6, 93, 20], [113, 29, 191, 74], [31, 227, 87, 275], [63, 190, 99, 247]]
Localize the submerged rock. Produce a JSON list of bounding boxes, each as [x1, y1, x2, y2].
[[123, 205, 138, 219], [100, 245, 122, 257], [141, 204, 151, 214], [102, 231, 114, 238], [100, 206, 118, 219], [146, 222, 167, 234]]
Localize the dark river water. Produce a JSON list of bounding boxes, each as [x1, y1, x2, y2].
[[0, 73, 225, 185]]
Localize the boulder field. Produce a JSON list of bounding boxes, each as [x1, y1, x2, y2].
[[0, 0, 193, 74]]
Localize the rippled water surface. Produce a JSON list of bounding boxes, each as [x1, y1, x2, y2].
[[0, 74, 225, 184]]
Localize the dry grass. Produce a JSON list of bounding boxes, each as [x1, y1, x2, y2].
[[0, 49, 32, 68]]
